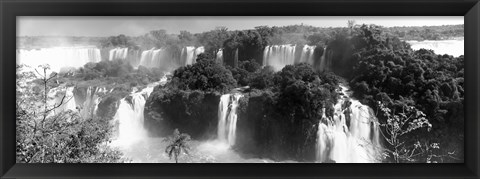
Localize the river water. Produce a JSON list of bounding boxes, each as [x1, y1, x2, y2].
[[406, 38, 464, 57]]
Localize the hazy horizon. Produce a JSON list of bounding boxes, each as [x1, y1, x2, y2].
[[17, 16, 463, 37]]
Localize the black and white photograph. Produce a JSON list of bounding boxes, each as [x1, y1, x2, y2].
[[16, 16, 464, 163]]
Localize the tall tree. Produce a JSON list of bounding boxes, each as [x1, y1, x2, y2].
[[197, 26, 231, 58], [164, 129, 191, 163]]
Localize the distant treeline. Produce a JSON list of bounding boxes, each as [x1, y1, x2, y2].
[[382, 24, 464, 41], [17, 23, 463, 49]]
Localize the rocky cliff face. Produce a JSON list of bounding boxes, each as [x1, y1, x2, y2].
[[235, 90, 319, 162]]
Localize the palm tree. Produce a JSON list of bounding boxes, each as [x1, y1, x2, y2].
[[164, 129, 191, 163]]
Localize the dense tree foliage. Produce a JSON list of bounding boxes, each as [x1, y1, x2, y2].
[[344, 25, 464, 162], [196, 27, 231, 57], [146, 61, 341, 161], [16, 65, 125, 163], [233, 63, 341, 161], [223, 30, 265, 66], [228, 58, 262, 87], [101, 34, 138, 49], [167, 53, 237, 93], [70, 60, 164, 86], [178, 30, 197, 46]]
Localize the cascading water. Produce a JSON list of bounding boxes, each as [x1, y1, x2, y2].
[[139, 48, 186, 70], [112, 93, 149, 145], [217, 93, 243, 146], [262, 45, 296, 71], [140, 48, 166, 67], [56, 86, 77, 113], [316, 85, 382, 163], [109, 47, 129, 61], [77, 86, 104, 119], [216, 49, 223, 64], [47, 86, 77, 116], [195, 46, 205, 58], [317, 46, 329, 72], [183, 46, 205, 66], [263, 44, 317, 71], [16, 47, 101, 73], [298, 45, 316, 65], [47, 85, 108, 119], [111, 76, 168, 146], [233, 49, 239, 67]]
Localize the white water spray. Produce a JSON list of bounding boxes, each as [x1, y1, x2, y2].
[[317, 46, 329, 72], [298, 45, 316, 65], [111, 76, 168, 146], [183, 46, 205, 66], [262, 45, 296, 71], [109, 47, 129, 61], [112, 93, 148, 145], [316, 85, 381, 163], [263, 44, 317, 71], [140, 48, 166, 67], [216, 49, 224, 64], [16, 47, 101, 73], [217, 93, 243, 146]]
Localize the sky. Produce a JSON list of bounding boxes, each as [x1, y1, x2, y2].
[[17, 16, 463, 37]]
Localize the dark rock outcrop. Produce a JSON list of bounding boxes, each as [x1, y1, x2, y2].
[[144, 87, 221, 140]]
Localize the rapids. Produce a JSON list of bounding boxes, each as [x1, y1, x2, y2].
[[316, 85, 382, 163]]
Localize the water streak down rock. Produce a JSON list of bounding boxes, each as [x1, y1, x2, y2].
[[217, 93, 243, 146], [316, 85, 382, 163]]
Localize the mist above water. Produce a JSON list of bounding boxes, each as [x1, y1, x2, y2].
[[407, 39, 464, 57], [17, 47, 101, 73]]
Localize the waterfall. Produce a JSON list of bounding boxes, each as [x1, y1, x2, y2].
[[318, 46, 328, 72], [262, 45, 296, 71], [195, 46, 205, 58], [111, 76, 168, 146], [140, 48, 154, 67], [47, 86, 77, 116], [76, 86, 102, 119], [184, 46, 205, 66], [109, 47, 129, 61], [217, 93, 243, 146], [139, 48, 166, 67], [299, 45, 316, 65], [63, 87, 77, 112], [113, 93, 148, 145], [127, 50, 141, 67], [234, 48, 239, 68], [263, 44, 318, 71], [139, 47, 189, 70], [16, 47, 101, 73], [47, 85, 107, 119], [316, 85, 381, 163], [216, 49, 223, 64], [185, 46, 196, 65]]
